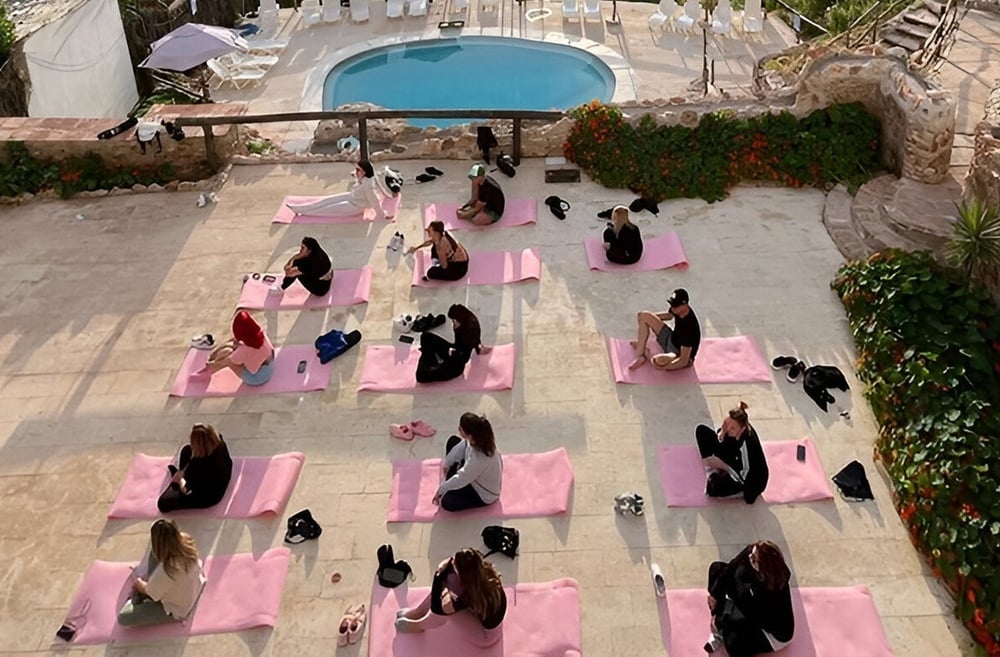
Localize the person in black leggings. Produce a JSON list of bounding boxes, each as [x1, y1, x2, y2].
[[408, 220, 470, 282], [433, 413, 502, 512], [158, 424, 233, 513], [280, 236, 333, 296], [415, 304, 489, 384], [696, 401, 769, 504], [705, 541, 794, 656], [603, 205, 643, 264]]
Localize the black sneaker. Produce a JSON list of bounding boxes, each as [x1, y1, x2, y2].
[[787, 361, 806, 383], [415, 173, 436, 183], [597, 207, 614, 219], [771, 355, 797, 370], [425, 166, 444, 176], [411, 315, 432, 332], [430, 314, 447, 329]]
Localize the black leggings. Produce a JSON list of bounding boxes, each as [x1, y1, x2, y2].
[[603, 227, 641, 265], [281, 274, 331, 297], [426, 244, 469, 281], [440, 435, 488, 512], [696, 424, 744, 498], [707, 562, 776, 656], [416, 332, 470, 383], [157, 446, 225, 513]]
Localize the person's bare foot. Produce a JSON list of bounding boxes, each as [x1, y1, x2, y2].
[[394, 616, 425, 633], [628, 355, 648, 371]]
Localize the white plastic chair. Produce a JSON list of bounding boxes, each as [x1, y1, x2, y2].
[[562, 0, 580, 18], [648, 0, 681, 31], [206, 58, 267, 89], [711, 0, 733, 34], [322, 0, 342, 22], [742, 0, 762, 32], [582, 0, 601, 21], [350, 0, 370, 21], [409, 0, 428, 15], [386, 0, 404, 17], [675, 0, 701, 31], [300, 0, 322, 24]]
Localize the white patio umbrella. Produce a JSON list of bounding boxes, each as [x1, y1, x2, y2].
[[139, 23, 249, 71]]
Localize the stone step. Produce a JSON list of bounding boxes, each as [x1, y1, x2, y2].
[[923, 0, 944, 16], [822, 184, 869, 262], [880, 177, 962, 250], [902, 9, 940, 29], [882, 31, 923, 52], [895, 21, 933, 42], [851, 175, 928, 253]]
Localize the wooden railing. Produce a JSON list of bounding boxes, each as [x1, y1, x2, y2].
[[173, 108, 567, 169]]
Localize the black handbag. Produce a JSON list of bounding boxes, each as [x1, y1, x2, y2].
[[376, 544, 413, 588], [481, 525, 519, 559], [284, 509, 322, 544], [832, 461, 874, 501]]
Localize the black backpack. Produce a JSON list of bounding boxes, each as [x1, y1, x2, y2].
[[376, 544, 413, 588], [481, 525, 519, 559], [496, 152, 516, 178], [832, 461, 874, 501], [284, 509, 322, 544]]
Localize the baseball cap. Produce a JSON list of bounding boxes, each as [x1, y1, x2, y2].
[[668, 288, 690, 307], [468, 164, 486, 179]]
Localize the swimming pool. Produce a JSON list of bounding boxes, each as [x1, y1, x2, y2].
[[322, 37, 615, 127]]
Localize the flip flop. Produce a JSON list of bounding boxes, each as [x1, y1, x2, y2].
[[544, 195, 571, 220], [410, 420, 437, 437], [425, 166, 444, 176], [415, 173, 436, 183], [389, 424, 414, 441]]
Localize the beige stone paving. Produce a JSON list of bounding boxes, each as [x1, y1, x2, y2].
[[0, 160, 976, 655]]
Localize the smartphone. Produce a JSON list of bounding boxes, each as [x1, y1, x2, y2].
[[56, 623, 77, 642], [796, 444, 806, 462], [262, 274, 277, 283], [297, 360, 307, 374], [399, 335, 415, 344]]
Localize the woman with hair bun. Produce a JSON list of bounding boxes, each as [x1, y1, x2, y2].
[[695, 401, 769, 504], [285, 160, 387, 220], [433, 412, 502, 512], [407, 220, 470, 282]]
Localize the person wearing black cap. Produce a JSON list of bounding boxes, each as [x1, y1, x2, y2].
[[456, 164, 505, 226], [628, 288, 701, 371], [285, 160, 387, 220]]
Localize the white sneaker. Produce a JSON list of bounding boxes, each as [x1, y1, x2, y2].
[[196, 193, 207, 208], [191, 334, 215, 350], [651, 563, 666, 597], [704, 632, 723, 653], [394, 314, 414, 332]]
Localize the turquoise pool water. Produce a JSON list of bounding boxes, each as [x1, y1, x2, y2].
[[323, 37, 614, 126]]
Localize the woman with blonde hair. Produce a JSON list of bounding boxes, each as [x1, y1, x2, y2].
[[433, 412, 502, 512], [603, 205, 643, 264], [395, 548, 507, 635], [118, 519, 207, 627], [158, 423, 233, 513], [407, 220, 470, 282], [705, 541, 794, 655], [696, 401, 769, 504], [285, 160, 387, 220]]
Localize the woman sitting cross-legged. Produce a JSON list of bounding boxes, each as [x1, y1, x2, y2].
[[696, 401, 769, 504], [705, 541, 794, 656], [285, 160, 387, 220], [395, 548, 507, 640], [117, 519, 207, 627], [194, 310, 275, 386], [603, 205, 644, 265], [433, 413, 502, 512], [158, 423, 233, 513], [416, 304, 490, 384], [407, 220, 470, 282], [280, 236, 333, 297]]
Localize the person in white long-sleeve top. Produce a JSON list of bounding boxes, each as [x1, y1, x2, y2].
[[433, 413, 503, 512], [285, 160, 387, 219]]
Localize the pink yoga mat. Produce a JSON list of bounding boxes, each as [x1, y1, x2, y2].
[[657, 439, 833, 506], [236, 267, 371, 310], [358, 342, 515, 393], [107, 452, 305, 519], [584, 231, 689, 271], [607, 335, 772, 385], [62, 548, 291, 645], [660, 586, 892, 657], [422, 199, 538, 230], [387, 448, 573, 522], [169, 346, 331, 397], [271, 193, 401, 224], [410, 249, 541, 287], [369, 578, 582, 657]]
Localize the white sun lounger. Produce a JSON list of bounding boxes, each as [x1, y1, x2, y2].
[[562, 0, 580, 19], [409, 0, 429, 15], [675, 0, 701, 30], [711, 0, 733, 34], [218, 52, 279, 71], [742, 0, 763, 32], [322, 0, 343, 22], [245, 37, 288, 55], [300, 0, 322, 24], [350, 0, 370, 21], [582, 0, 601, 21], [206, 58, 267, 89], [386, 0, 405, 17], [648, 0, 681, 31]]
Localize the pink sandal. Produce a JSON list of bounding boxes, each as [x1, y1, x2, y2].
[[337, 605, 353, 647], [348, 603, 367, 645], [409, 420, 437, 437], [389, 424, 414, 441]]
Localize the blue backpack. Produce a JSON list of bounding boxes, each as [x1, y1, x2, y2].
[[315, 329, 361, 364]]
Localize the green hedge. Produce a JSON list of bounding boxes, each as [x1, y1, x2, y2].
[[564, 101, 880, 203], [832, 250, 1000, 655], [0, 142, 175, 198]]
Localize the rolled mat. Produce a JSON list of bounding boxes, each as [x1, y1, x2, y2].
[[60, 548, 290, 645], [236, 267, 371, 310], [410, 248, 541, 287], [107, 452, 305, 519], [422, 198, 538, 230], [657, 439, 834, 506], [358, 343, 515, 393], [369, 578, 582, 657], [606, 335, 772, 385], [271, 193, 401, 223], [387, 447, 573, 522], [170, 346, 331, 397], [584, 231, 689, 272], [660, 586, 892, 657]]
